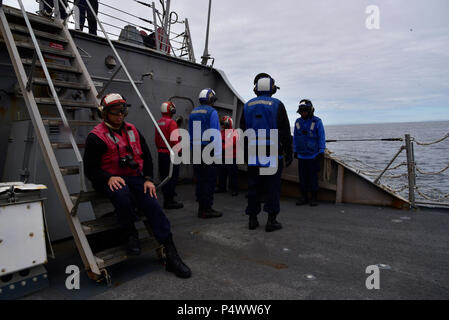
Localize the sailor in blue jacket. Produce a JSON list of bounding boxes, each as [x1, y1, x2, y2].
[[241, 73, 293, 232], [189, 88, 223, 219], [293, 99, 326, 206]]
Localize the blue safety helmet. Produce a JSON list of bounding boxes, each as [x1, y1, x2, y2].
[[253, 73, 279, 96], [198, 88, 217, 105]]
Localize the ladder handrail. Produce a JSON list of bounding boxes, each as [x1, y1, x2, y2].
[[85, 0, 174, 189], [16, 0, 87, 192], [0, 4, 99, 275]]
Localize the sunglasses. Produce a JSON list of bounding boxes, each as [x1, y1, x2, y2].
[[108, 107, 128, 116]]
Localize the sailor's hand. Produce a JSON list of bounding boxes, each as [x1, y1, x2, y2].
[[108, 176, 126, 191], [144, 180, 157, 198]]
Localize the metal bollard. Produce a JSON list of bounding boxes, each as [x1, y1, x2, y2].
[[405, 134, 416, 208]]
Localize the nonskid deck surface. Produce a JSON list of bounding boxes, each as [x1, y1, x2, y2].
[[24, 184, 449, 300]]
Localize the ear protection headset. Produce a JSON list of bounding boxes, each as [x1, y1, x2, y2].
[[253, 73, 279, 95], [161, 101, 176, 114], [220, 115, 233, 129], [297, 99, 315, 114]]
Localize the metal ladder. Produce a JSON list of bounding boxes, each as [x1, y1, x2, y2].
[[0, 1, 173, 282]]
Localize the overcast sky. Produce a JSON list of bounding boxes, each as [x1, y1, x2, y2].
[[6, 0, 449, 125]]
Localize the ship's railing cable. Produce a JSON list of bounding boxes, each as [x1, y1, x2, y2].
[[326, 137, 403, 143], [328, 132, 448, 208], [416, 163, 449, 175], [415, 186, 449, 202], [413, 133, 449, 146]]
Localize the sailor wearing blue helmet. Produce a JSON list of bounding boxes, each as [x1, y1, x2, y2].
[[189, 88, 223, 219], [293, 99, 326, 206]]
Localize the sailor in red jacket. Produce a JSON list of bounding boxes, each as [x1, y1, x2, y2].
[[83, 93, 191, 278], [216, 116, 239, 196], [155, 101, 183, 209]]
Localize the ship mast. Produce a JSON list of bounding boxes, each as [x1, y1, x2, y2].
[[201, 0, 212, 65]]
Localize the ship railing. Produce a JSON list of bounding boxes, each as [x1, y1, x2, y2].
[[58, 0, 196, 63], [327, 133, 449, 209]]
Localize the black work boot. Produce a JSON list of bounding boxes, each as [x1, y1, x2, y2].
[[124, 226, 141, 256], [215, 187, 226, 194], [296, 193, 309, 206], [126, 234, 141, 256], [309, 192, 318, 207], [248, 215, 259, 230], [265, 213, 282, 232], [197, 205, 222, 218], [164, 198, 184, 210], [205, 207, 223, 218], [162, 236, 192, 278]]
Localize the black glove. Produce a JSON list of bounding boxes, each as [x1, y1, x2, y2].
[[285, 153, 293, 167], [294, 152, 298, 159]]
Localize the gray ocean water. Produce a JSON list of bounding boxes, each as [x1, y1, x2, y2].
[[322, 121, 449, 203]]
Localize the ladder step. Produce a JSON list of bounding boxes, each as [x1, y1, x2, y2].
[[81, 215, 149, 236], [59, 165, 79, 176], [33, 78, 91, 90], [81, 215, 120, 236], [8, 22, 68, 44], [70, 191, 100, 203], [51, 142, 86, 149], [2, 5, 63, 31], [36, 97, 97, 109], [43, 119, 100, 126], [94, 237, 161, 269], [0, 39, 75, 58], [22, 58, 82, 74]]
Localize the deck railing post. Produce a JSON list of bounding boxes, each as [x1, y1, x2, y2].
[[405, 134, 416, 208]]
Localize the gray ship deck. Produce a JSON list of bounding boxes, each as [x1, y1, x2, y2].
[[25, 184, 449, 300]]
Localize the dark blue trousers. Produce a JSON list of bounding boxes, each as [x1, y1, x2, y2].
[[77, 0, 98, 35], [194, 162, 217, 208], [298, 157, 320, 193], [44, 0, 68, 19], [101, 175, 171, 243], [245, 160, 283, 216], [217, 158, 239, 192], [158, 152, 179, 201]]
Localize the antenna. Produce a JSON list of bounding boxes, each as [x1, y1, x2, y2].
[[201, 0, 212, 65]]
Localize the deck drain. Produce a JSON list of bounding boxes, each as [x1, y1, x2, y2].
[[391, 219, 403, 223], [304, 274, 316, 280], [376, 264, 391, 270]]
